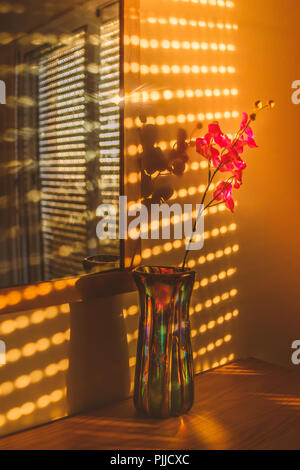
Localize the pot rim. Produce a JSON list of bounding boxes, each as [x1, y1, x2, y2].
[[132, 265, 195, 278], [83, 255, 119, 264]]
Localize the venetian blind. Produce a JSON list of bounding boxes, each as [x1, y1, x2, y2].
[[37, 12, 121, 279]]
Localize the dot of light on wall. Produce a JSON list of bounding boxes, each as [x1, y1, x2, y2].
[[211, 353, 235, 369], [0, 304, 69, 336], [0, 359, 69, 400], [192, 333, 233, 360], [141, 226, 238, 260], [124, 110, 239, 129], [0, 279, 75, 311], [171, 0, 234, 6], [4, 330, 70, 363], [124, 62, 236, 76], [124, 36, 236, 52], [191, 288, 238, 315], [143, 17, 238, 30], [0, 387, 67, 427]]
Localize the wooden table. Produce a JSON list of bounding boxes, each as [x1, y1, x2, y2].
[[1, 359, 300, 450]]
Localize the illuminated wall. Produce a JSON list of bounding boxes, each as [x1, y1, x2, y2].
[[121, 0, 300, 376], [229, 0, 300, 367], [124, 0, 242, 374], [0, 304, 70, 435]]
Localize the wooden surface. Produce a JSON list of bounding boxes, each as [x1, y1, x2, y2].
[[1, 358, 300, 450]]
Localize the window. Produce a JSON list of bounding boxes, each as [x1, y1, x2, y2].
[[0, 1, 122, 287]]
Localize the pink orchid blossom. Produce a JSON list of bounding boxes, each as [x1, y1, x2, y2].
[[208, 122, 232, 149], [213, 181, 235, 212], [232, 169, 243, 189], [234, 138, 247, 154], [196, 136, 220, 168], [240, 112, 258, 148], [240, 112, 252, 134], [181, 100, 275, 269], [194, 109, 262, 216], [219, 149, 247, 173], [208, 123, 222, 135]]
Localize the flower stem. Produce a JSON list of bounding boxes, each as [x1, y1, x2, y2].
[[181, 178, 233, 270], [180, 119, 254, 270]]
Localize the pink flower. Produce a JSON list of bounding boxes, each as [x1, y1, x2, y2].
[[232, 169, 243, 189], [220, 152, 235, 172], [220, 149, 246, 173], [196, 136, 220, 168], [240, 113, 258, 148], [245, 135, 258, 148], [208, 123, 231, 149], [213, 181, 235, 212], [208, 123, 222, 135], [215, 133, 232, 149], [195, 112, 258, 215], [240, 112, 251, 134], [235, 138, 247, 154]]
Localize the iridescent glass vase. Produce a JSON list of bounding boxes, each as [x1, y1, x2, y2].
[[132, 266, 195, 418]]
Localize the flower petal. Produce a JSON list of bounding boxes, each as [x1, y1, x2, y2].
[[210, 147, 221, 167], [240, 112, 248, 130], [195, 137, 208, 156], [208, 123, 222, 136], [225, 196, 235, 212], [215, 133, 231, 148], [246, 136, 258, 148]]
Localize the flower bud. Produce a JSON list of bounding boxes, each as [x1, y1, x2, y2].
[[255, 100, 263, 109], [268, 100, 275, 108], [250, 113, 256, 121]]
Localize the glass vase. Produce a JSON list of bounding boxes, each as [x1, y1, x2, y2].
[[132, 266, 195, 418]]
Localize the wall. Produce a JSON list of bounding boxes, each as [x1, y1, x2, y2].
[[233, 0, 300, 367], [0, 291, 139, 437], [133, 0, 300, 371], [135, 0, 242, 373]]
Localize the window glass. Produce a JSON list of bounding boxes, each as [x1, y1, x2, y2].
[[0, 1, 122, 287]]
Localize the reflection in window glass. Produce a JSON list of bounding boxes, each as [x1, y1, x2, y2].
[[0, 1, 121, 287]]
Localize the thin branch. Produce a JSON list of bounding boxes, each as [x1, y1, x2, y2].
[[181, 175, 234, 270], [181, 118, 255, 270], [206, 201, 225, 209], [208, 158, 211, 185]]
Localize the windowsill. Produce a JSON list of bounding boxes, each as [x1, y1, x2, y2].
[[0, 269, 136, 316]]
